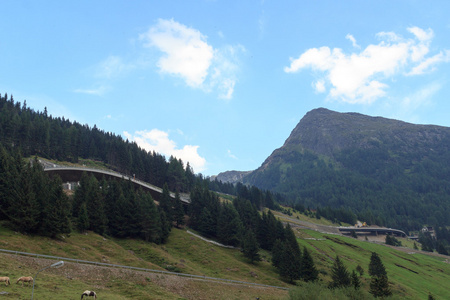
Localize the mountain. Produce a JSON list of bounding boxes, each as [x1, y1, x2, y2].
[[213, 170, 252, 184], [226, 108, 450, 231]]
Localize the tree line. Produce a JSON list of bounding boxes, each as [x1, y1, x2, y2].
[[0, 147, 71, 237], [244, 146, 450, 234], [0, 93, 195, 193], [0, 145, 173, 243], [187, 183, 320, 281]]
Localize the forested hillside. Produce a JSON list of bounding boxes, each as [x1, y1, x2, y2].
[[241, 108, 450, 233], [0, 92, 298, 272], [0, 93, 195, 193]]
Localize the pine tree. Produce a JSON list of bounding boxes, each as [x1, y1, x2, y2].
[[329, 256, 351, 289], [112, 191, 129, 237], [284, 223, 302, 262], [72, 172, 90, 218], [10, 160, 40, 233], [368, 252, 387, 277], [137, 191, 160, 242], [217, 204, 243, 247], [41, 176, 71, 237], [369, 274, 391, 297], [437, 242, 449, 255], [173, 191, 185, 228], [198, 207, 215, 237], [351, 270, 361, 290], [386, 234, 401, 246], [278, 242, 301, 283], [368, 252, 391, 297], [158, 207, 171, 243], [356, 264, 364, 277], [77, 203, 89, 233], [271, 239, 284, 269], [241, 229, 261, 264], [85, 174, 108, 235], [300, 246, 318, 282], [160, 183, 173, 223]]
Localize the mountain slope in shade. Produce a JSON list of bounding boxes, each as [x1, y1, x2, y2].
[[234, 108, 450, 231]]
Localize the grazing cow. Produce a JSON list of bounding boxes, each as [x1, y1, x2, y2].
[[81, 290, 97, 299], [16, 276, 33, 286], [0, 277, 10, 286]]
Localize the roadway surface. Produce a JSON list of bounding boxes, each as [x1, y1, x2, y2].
[[338, 226, 407, 237]]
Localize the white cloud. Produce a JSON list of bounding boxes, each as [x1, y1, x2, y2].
[[401, 81, 440, 111], [313, 80, 326, 93], [140, 19, 243, 99], [346, 34, 360, 49], [123, 129, 206, 173], [95, 55, 134, 79], [285, 27, 450, 104], [140, 19, 213, 87], [384, 81, 442, 123], [408, 50, 450, 75], [407, 26, 433, 42], [75, 55, 134, 96], [227, 149, 238, 160], [218, 78, 236, 100], [73, 85, 109, 96]]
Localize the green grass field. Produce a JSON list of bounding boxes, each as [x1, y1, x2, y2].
[[294, 229, 450, 299], [1, 212, 449, 299], [0, 225, 288, 299]]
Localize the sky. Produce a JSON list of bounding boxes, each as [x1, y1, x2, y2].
[[2, 1, 450, 176]]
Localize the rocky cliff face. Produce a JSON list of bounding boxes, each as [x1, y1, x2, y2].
[[213, 170, 252, 184]]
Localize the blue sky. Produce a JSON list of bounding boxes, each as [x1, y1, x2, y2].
[[2, 1, 450, 176]]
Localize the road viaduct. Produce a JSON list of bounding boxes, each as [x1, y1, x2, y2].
[[43, 166, 190, 204], [338, 227, 407, 237]]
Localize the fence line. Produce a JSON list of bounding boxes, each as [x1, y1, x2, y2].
[[0, 248, 289, 290]]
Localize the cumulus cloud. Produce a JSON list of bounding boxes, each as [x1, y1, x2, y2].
[[285, 26, 450, 104], [123, 129, 206, 173], [140, 19, 242, 99], [139, 19, 213, 87]]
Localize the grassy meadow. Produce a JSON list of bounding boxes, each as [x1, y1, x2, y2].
[[1, 212, 449, 299]]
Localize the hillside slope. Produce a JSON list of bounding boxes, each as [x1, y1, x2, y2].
[[0, 225, 288, 299], [1, 217, 449, 300], [239, 108, 450, 231]]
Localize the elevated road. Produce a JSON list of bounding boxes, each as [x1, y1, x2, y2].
[[338, 227, 407, 237], [43, 165, 190, 204]]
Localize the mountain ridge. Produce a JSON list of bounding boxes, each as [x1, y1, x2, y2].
[[215, 108, 450, 231], [216, 107, 450, 183]]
